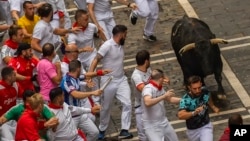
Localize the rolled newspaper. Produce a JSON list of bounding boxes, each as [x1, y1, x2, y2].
[[100, 76, 113, 90]]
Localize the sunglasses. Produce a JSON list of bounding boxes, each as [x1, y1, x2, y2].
[[65, 50, 79, 53]]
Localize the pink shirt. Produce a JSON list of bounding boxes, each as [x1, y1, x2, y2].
[[37, 59, 57, 101]]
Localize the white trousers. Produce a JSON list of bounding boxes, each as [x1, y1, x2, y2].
[[74, 0, 87, 10], [143, 118, 179, 141], [80, 54, 100, 105], [0, 1, 13, 25], [186, 122, 213, 141], [79, 98, 96, 122], [99, 76, 132, 131], [73, 114, 99, 141], [135, 107, 148, 141], [0, 120, 16, 141], [98, 18, 116, 39], [133, 0, 159, 36]]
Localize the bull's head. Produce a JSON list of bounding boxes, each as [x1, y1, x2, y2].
[[178, 38, 228, 75], [178, 38, 228, 55]]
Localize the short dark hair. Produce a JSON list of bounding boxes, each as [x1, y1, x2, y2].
[[68, 60, 81, 72], [23, 0, 33, 9], [187, 75, 201, 86], [49, 87, 63, 102], [22, 90, 35, 102], [112, 25, 127, 36], [42, 43, 54, 57], [151, 69, 164, 80], [136, 50, 150, 66], [37, 3, 53, 18], [74, 9, 88, 21], [1, 67, 14, 80], [228, 114, 243, 125], [8, 25, 22, 39]]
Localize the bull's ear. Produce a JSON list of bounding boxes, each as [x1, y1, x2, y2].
[[179, 43, 196, 55], [210, 38, 228, 44]]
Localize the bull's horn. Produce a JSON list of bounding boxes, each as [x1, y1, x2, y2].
[[210, 38, 228, 44], [179, 43, 195, 55]]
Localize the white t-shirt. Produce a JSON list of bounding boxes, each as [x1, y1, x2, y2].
[[68, 23, 98, 64], [32, 20, 61, 58], [86, 0, 113, 20], [131, 68, 151, 107], [0, 45, 17, 73], [98, 38, 125, 78], [141, 83, 166, 121], [9, 0, 39, 16], [48, 103, 79, 141]]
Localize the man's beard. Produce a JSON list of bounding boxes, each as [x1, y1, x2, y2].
[[50, 14, 53, 21], [119, 38, 125, 45], [24, 55, 32, 60]]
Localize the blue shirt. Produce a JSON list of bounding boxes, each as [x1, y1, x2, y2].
[[60, 73, 80, 106]]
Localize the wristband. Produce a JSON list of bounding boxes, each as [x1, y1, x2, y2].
[[127, 3, 131, 7], [58, 11, 64, 18], [97, 70, 103, 76]]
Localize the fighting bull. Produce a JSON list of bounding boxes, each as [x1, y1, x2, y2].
[[171, 15, 228, 99]]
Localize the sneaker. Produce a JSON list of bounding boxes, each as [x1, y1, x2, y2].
[[118, 129, 133, 139], [129, 12, 137, 25], [98, 131, 105, 140], [143, 34, 157, 42]]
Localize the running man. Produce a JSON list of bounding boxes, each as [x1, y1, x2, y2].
[[131, 50, 151, 141], [89, 25, 133, 140], [129, 0, 159, 41]]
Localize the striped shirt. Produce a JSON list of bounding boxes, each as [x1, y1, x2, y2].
[[60, 73, 80, 106]]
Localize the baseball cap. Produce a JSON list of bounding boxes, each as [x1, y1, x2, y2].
[[15, 43, 31, 55]]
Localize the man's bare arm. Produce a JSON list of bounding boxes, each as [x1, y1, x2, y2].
[[88, 53, 103, 72], [31, 38, 42, 53]]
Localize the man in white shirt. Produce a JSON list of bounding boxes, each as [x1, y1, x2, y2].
[[89, 25, 133, 140], [68, 9, 107, 105], [141, 69, 180, 141], [31, 3, 80, 61], [131, 50, 151, 141]]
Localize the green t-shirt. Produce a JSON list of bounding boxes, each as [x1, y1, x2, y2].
[[5, 103, 54, 121], [5, 104, 54, 141]]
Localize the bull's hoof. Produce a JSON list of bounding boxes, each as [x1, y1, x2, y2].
[[211, 105, 220, 113], [217, 94, 227, 100]]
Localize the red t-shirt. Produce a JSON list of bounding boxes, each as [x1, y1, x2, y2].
[[15, 109, 41, 141], [0, 80, 18, 116], [9, 56, 39, 97]]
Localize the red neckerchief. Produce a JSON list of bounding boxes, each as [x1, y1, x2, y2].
[[48, 103, 63, 109], [5, 39, 19, 49], [149, 80, 162, 91], [73, 22, 86, 31], [62, 56, 70, 64]]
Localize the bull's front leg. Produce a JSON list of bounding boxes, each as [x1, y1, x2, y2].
[[214, 73, 226, 100]]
